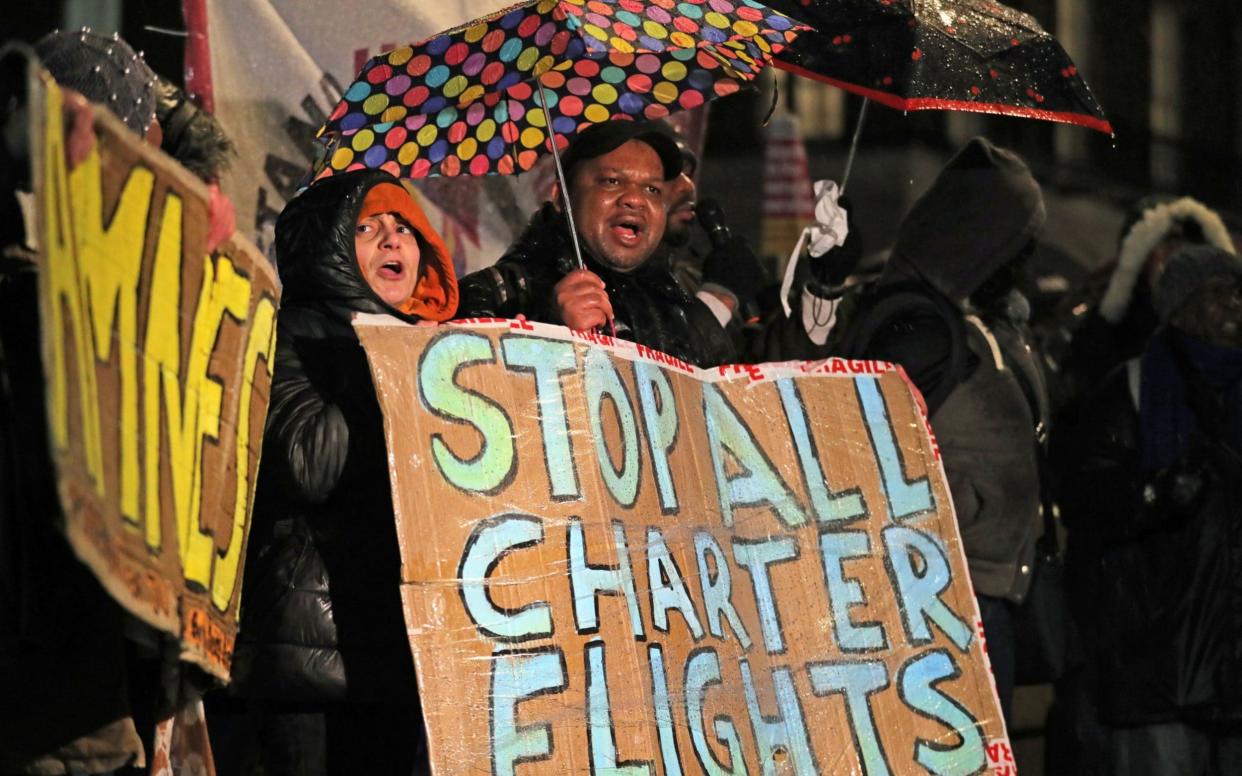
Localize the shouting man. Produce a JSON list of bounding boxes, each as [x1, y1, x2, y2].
[[457, 120, 736, 367]]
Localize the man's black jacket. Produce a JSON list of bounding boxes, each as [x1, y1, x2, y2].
[[458, 203, 735, 368]]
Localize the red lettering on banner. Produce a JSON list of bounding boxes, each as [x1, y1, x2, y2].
[[986, 739, 1016, 775], [570, 329, 615, 347], [635, 344, 694, 375], [450, 317, 508, 325]]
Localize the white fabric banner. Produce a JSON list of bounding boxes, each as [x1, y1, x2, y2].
[[205, 0, 544, 272]]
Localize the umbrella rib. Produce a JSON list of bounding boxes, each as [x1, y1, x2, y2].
[[506, 94, 520, 178], [773, 60, 1112, 133]]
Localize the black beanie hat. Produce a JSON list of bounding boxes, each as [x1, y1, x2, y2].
[[35, 29, 158, 137], [1154, 244, 1242, 322]]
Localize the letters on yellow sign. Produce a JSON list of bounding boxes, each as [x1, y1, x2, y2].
[[39, 82, 277, 614]]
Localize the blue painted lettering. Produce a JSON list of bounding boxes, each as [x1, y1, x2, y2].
[[501, 336, 580, 499], [703, 383, 806, 528], [883, 526, 972, 651], [856, 378, 934, 520], [898, 650, 985, 775], [458, 514, 552, 641]]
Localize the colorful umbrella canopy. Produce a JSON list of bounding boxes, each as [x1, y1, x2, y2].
[[313, 0, 805, 180], [767, 0, 1112, 134]]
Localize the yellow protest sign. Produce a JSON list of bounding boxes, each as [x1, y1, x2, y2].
[[30, 71, 280, 680], [356, 315, 1015, 775]]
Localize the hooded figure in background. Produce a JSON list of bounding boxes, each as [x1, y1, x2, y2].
[[230, 169, 456, 776], [1063, 244, 1242, 775], [1066, 194, 1236, 391], [840, 137, 1049, 721]]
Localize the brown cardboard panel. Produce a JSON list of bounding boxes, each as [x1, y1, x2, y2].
[[356, 315, 1016, 776], [29, 69, 281, 680]]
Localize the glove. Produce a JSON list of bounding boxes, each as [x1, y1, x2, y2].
[[206, 182, 237, 254], [808, 195, 862, 288], [1139, 451, 1211, 530], [700, 234, 768, 310]]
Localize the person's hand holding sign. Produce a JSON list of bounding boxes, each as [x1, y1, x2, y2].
[[554, 268, 614, 332], [61, 89, 96, 171], [206, 182, 237, 254]]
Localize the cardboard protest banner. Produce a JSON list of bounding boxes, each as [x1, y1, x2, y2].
[[30, 72, 280, 680], [355, 315, 1016, 775]]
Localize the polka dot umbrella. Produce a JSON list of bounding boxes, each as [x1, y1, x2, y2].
[[311, 0, 807, 181]]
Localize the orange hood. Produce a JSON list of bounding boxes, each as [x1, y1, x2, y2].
[[356, 182, 459, 321]]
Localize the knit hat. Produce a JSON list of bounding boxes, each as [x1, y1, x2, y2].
[[356, 182, 458, 321], [35, 29, 157, 137], [1153, 244, 1242, 322], [1099, 196, 1235, 324]]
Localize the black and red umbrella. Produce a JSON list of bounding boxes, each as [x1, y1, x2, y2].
[[767, 0, 1112, 135]]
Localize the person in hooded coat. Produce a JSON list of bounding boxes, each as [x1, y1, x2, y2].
[[1062, 194, 1236, 396], [229, 169, 457, 775], [839, 137, 1049, 720], [1062, 244, 1242, 775]]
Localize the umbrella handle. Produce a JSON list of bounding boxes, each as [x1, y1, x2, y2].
[[536, 74, 587, 270], [840, 98, 869, 196]]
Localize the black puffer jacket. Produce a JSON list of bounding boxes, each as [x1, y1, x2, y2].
[[1063, 335, 1242, 725], [458, 203, 735, 368], [231, 170, 434, 702], [0, 261, 140, 771]]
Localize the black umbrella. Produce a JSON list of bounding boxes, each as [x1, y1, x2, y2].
[[765, 0, 1111, 188], [768, 0, 1111, 133]]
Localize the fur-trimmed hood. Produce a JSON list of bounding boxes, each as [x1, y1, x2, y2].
[[1099, 197, 1235, 324]]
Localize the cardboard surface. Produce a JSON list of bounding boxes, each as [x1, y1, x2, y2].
[[356, 315, 1015, 776], [30, 72, 280, 680]]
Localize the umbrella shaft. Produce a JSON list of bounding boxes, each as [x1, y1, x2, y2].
[[536, 75, 587, 270], [841, 98, 870, 196]]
